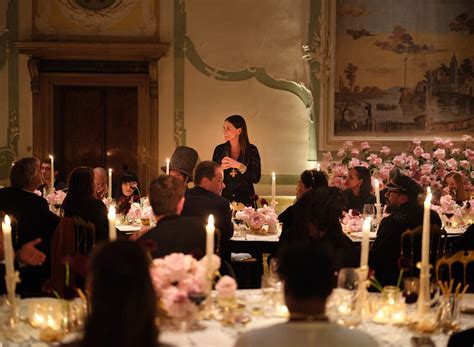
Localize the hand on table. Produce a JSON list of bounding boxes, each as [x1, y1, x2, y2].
[[16, 238, 46, 266]]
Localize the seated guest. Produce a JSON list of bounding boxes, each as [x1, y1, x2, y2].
[[62, 167, 108, 242], [452, 223, 474, 253], [182, 161, 233, 261], [342, 166, 376, 213], [116, 171, 141, 215], [279, 186, 358, 269], [62, 241, 159, 347], [93, 167, 108, 200], [0, 157, 59, 296], [370, 174, 441, 286], [37, 157, 67, 196], [279, 169, 328, 237], [161, 146, 199, 189], [443, 171, 468, 204], [138, 175, 206, 259], [448, 327, 474, 347], [235, 243, 378, 347]]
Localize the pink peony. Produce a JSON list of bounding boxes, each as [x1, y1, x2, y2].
[[333, 165, 348, 177], [433, 137, 444, 147], [420, 164, 434, 175], [249, 212, 265, 229], [393, 154, 406, 167], [421, 153, 431, 160], [446, 158, 458, 171], [433, 148, 446, 160], [351, 148, 360, 157], [360, 141, 370, 151], [127, 202, 142, 220], [380, 146, 391, 156], [331, 176, 346, 190], [412, 139, 421, 146], [161, 286, 192, 318], [349, 158, 361, 168], [215, 276, 237, 299], [343, 141, 353, 150], [459, 160, 471, 170], [337, 149, 345, 158], [450, 148, 461, 156], [163, 253, 194, 283], [461, 134, 472, 142], [442, 139, 453, 149], [46, 190, 67, 206], [413, 146, 424, 157], [464, 149, 474, 159]]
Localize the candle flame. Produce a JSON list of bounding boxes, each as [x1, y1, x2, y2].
[[207, 214, 214, 227], [108, 168, 112, 174], [363, 216, 371, 229], [4, 215, 10, 226], [317, 163, 321, 171], [425, 188, 432, 205], [272, 172, 276, 178], [374, 178, 379, 185], [166, 158, 170, 163], [108, 206, 116, 218], [49, 154, 53, 160]]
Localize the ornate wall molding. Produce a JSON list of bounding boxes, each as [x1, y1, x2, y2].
[[35, 0, 156, 38], [184, 36, 313, 110]]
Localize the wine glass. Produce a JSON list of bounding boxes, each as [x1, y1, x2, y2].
[[337, 268, 360, 291], [403, 277, 419, 304], [362, 204, 375, 218]]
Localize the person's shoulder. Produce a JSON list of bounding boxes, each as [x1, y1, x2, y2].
[[247, 143, 260, 152], [325, 323, 378, 346], [234, 324, 287, 347], [214, 143, 227, 151]]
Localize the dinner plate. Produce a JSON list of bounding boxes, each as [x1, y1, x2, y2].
[[116, 225, 141, 232]]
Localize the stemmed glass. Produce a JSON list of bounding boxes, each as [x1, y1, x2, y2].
[[362, 204, 375, 219]]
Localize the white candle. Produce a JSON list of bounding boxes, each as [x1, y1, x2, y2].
[[108, 206, 116, 241], [374, 178, 380, 205], [206, 214, 215, 276], [421, 188, 432, 270], [316, 162, 321, 171], [271, 172, 276, 210], [108, 168, 113, 199], [2, 215, 14, 283], [360, 216, 371, 269], [49, 155, 55, 194], [166, 158, 170, 175]]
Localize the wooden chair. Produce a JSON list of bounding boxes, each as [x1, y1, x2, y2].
[[400, 224, 446, 277], [436, 250, 474, 293], [51, 216, 95, 295]]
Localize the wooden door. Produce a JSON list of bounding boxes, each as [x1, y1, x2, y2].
[[54, 86, 138, 183]]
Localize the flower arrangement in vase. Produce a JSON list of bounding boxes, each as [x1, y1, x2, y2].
[[234, 206, 278, 235]]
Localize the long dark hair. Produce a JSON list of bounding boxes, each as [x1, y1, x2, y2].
[[225, 115, 250, 162], [300, 170, 328, 191], [352, 166, 372, 198], [65, 166, 95, 201], [81, 241, 158, 347]]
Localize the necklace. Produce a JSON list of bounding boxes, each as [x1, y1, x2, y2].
[[230, 169, 238, 177], [289, 312, 328, 322]]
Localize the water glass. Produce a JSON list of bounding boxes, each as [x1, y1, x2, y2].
[[403, 277, 419, 304], [337, 268, 360, 291]]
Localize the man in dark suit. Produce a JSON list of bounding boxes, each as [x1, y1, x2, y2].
[[182, 161, 233, 261], [0, 157, 60, 297], [138, 175, 206, 259], [370, 174, 441, 286]]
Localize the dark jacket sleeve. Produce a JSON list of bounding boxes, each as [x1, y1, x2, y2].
[[217, 200, 233, 241], [92, 200, 109, 242], [242, 144, 261, 184]]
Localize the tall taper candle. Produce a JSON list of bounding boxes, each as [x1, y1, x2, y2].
[[360, 216, 371, 269], [206, 214, 215, 276], [108, 206, 117, 241], [49, 155, 55, 194], [316, 162, 321, 171], [2, 216, 14, 282], [108, 168, 113, 199], [271, 172, 276, 210], [166, 158, 170, 175], [374, 178, 380, 205], [421, 188, 432, 270]]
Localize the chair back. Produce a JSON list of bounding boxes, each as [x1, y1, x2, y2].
[[51, 216, 95, 294], [401, 224, 446, 277], [436, 250, 474, 293]]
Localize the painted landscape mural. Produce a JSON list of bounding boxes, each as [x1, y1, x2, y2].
[[334, 0, 474, 136]]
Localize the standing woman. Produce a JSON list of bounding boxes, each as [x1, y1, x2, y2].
[[213, 115, 261, 206]]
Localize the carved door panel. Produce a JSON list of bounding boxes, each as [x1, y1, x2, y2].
[[54, 86, 138, 183]]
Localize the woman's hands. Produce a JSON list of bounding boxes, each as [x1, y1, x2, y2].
[[221, 156, 241, 170]]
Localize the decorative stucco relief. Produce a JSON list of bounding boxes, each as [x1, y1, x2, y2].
[[35, 0, 156, 38]]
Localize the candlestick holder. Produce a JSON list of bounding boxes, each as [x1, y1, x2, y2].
[[4, 271, 20, 327], [375, 203, 382, 227], [355, 266, 371, 318]]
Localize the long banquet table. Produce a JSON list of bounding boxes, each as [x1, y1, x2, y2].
[[2, 291, 473, 347]]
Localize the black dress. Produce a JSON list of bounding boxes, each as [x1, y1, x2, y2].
[[341, 189, 376, 213], [62, 196, 109, 243], [212, 142, 261, 206]]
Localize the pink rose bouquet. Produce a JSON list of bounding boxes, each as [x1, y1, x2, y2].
[[46, 190, 67, 206]]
